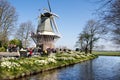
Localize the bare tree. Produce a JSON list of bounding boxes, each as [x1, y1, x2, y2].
[[100, 0, 120, 25], [0, 0, 17, 46], [104, 0, 120, 44], [95, 0, 113, 10], [97, 0, 120, 45], [76, 33, 85, 51], [76, 19, 107, 54], [78, 32, 91, 54], [112, 26, 120, 44], [15, 21, 34, 48]]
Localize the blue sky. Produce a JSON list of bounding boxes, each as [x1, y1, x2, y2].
[[7, 0, 108, 49]]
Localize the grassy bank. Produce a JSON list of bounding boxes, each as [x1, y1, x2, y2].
[[0, 52, 97, 80], [93, 51, 120, 56]]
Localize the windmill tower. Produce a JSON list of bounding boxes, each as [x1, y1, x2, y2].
[[31, 0, 60, 50]]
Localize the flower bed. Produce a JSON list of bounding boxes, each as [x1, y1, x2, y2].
[[0, 52, 97, 79]]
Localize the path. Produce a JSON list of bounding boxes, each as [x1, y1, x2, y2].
[[0, 52, 20, 57]]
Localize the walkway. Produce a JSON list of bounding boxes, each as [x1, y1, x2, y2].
[[0, 52, 20, 57]]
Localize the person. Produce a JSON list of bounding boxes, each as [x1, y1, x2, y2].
[[38, 47, 43, 55], [47, 48, 51, 55], [19, 48, 27, 57], [17, 46, 20, 52], [28, 48, 33, 57]]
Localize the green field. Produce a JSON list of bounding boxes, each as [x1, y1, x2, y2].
[[93, 51, 120, 56]]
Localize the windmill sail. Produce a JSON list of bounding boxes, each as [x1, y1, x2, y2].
[[51, 17, 59, 33], [47, 0, 52, 12]]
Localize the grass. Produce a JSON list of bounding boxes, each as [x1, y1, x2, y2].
[[93, 51, 120, 56], [0, 52, 97, 79]]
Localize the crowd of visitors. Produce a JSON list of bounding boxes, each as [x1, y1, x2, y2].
[[7, 44, 19, 52], [7, 44, 72, 57]]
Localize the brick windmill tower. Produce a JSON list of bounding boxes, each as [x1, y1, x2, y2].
[[31, 0, 60, 50]]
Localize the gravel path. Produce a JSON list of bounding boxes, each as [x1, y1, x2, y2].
[[0, 52, 20, 57]]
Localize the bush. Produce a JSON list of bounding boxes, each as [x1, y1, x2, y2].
[[0, 47, 6, 52]]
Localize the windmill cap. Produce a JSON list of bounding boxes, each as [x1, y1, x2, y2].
[[41, 12, 52, 17]]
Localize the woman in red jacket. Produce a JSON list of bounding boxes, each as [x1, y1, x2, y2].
[[28, 48, 33, 57]]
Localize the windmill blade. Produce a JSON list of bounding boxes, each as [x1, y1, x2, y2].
[[50, 18, 54, 32], [51, 17, 59, 33], [51, 13, 59, 18], [43, 8, 59, 18], [43, 8, 50, 12], [47, 0, 59, 18], [47, 0, 52, 12]]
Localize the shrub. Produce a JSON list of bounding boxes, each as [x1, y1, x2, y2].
[[0, 47, 6, 52]]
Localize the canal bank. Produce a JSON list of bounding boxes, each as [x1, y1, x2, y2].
[[0, 52, 97, 80], [18, 56, 120, 80]]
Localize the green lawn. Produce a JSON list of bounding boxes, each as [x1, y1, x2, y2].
[[93, 51, 120, 56]]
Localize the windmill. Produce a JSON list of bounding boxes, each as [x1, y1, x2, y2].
[[31, 0, 60, 51]]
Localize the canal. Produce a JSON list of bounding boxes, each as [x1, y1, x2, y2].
[[18, 56, 120, 80]]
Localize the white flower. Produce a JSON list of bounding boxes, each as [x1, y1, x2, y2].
[[47, 58, 57, 63], [67, 57, 75, 60], [1, 61, 20, 68], [87, 54, 92, 56], [80, 55, 86, 57], [1, 57, 16, 61], [35, 60, 48, 65], [48, 55, 56, 59]]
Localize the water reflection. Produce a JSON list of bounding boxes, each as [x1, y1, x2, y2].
[[17, 56, 120, 80], [92, 56, 120, 80], [78, 61, 94, 80]]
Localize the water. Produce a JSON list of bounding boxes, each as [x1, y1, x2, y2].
[[18, 56, 120, 80]]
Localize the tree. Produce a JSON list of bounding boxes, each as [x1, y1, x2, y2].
[[80, 32, 91, 54], [0, 0, 17, 46], [76, 19, 107, 54], [15, 21, 34, 48], [97, 0, 120, 45], [76, 33, 85, 51], [9, 39, 22, 48], [104, 0, 120, 44], [112, 26, 120, 44]]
